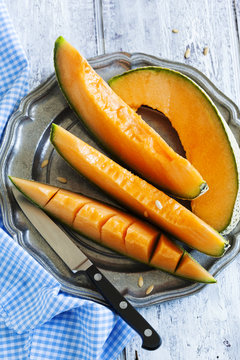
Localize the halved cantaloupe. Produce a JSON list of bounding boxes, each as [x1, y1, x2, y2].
[[53, 36, 207, 200], [50, 124, 227, 257], [109, 67, 240, 234], [9, 176, 216, 283]]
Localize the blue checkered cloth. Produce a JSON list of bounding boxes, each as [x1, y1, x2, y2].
[[0, 1, 135, 359]]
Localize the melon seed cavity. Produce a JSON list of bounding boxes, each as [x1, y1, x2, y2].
[[57, 176, 67, 184]]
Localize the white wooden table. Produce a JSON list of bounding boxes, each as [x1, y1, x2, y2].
[[5, 1, 240, 359]]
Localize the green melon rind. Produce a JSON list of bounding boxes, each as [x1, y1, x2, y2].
[[54, 38, 207, 201], [109, 67, 240, 235], [9, 175, 216, 283]]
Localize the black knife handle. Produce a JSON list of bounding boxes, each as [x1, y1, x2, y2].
[[86, 264, 161, 350]]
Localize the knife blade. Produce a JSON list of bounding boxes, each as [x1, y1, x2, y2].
[[12, 187, 161, 350]]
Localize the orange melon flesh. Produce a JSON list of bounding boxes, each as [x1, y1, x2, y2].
[[109, 67, 240, 233], [125, 222, 160, 263], [175, 252, 216, 283], [54, 37, 206, 200], [44, 189, 90, 225], [9, 177, 216, 283], [73, 202, 116, 241], [150, 234, 183, 273], [11, 176, 58, 207], [51, 124, 227, 257], [101, 213, 134, 253]]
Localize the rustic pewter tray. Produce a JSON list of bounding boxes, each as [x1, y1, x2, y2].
[[1, 52, 240, 308]]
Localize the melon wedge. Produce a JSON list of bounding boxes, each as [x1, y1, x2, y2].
[[9, 176, 216, 283], [109, 67, 240, 234], [50, 124, 227, 257], [53, 36, 207, 200]]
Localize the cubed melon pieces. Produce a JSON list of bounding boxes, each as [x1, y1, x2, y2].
[[9, 177, 216, 283]]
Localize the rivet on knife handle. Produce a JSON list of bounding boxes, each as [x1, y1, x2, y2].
[[86, 264, 161, 350]]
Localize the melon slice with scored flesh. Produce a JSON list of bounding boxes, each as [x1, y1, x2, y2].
[[109, 67, 240, 234], [9, 176, 216, 283], [50, 124, 227, 257], [53, 36, 207, 200]]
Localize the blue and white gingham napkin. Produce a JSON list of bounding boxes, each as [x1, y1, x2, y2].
[[0, 1, 135, 359]]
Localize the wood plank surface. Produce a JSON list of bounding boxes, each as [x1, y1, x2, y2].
[[4, 1, 240, 359]]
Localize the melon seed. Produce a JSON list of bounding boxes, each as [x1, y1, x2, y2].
[[203, 46, 209, 56], [172, 29, 179, 33], [57, 176, 67, 184], [155, 200, 163, 210], [138, 276, 144, 288], [41, 159, 49, 168], [144, 210, 149, 218], [184, 48, 190, 59], [146, 285, 154, 295]]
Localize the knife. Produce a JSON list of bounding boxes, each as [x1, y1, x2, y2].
[[12, 187, 161, 351]]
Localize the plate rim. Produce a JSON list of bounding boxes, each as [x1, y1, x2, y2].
[[1, 51, 240, 308]]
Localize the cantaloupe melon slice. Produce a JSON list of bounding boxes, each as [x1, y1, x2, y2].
[[109, 67, 240, 234], [50, 124, 227, 257], [54, 36, 207, 200], [9, 176, 216, 283]]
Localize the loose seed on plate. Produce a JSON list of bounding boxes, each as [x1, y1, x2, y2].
[[172, 29, 179, 33], [203, 46, 209, 56], [146, 285, 154, 295], [57, 176, 67, 184], [138, 276, 144, 288], [184, 48, 190, 59], [41, 159, 49, 168]]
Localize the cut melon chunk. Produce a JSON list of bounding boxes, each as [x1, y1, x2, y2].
[[125, 222, 159, 263], [54, 37, 207, 200], [12, 176, 58, 207], [73, 202, 116, 241], [109, 67, 240, 234], [44, 189, 90, 225], [150, 234, 183, 273], [9, 176, 216, 283], [101, 213, 134, 253], [50, 124, 227, 257], [175, 252, 216, 283]]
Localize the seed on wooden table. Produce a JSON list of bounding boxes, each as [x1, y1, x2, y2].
[[41, 159, 49, 168], [146, 285, 154, 295], [172, 29, 179, 33], [57, 176, 67, 184], [184, 48, 190, 59], [138, 276, 144, 288], [203, 46, 209, 56]]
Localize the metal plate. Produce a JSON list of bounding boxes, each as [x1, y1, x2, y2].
[[1, 52, 240, 307]]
